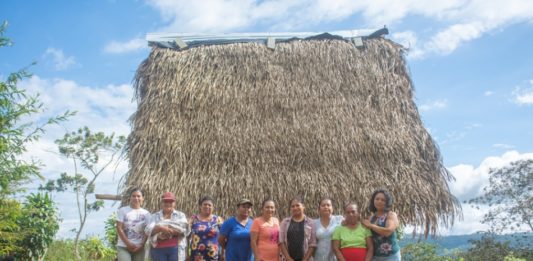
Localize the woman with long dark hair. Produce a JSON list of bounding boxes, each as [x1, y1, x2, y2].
[[362, 189, 401, 261]]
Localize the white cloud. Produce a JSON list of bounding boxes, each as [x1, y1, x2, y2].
[[142, 0, 533, 58], [492, 143, 515, 150], [391, 30, 417, 49], [437, 123, 481, 145], [20, 75, 135, 134], [442, 204, 490, 235], [444, 150, 533, 235], [419, 99, 447, 111], [464, 123, 482, 130], [423, 22, 486, 56], [104, 38, 148, 54], [512, 83, 533, 105], [19, 75, 135, 237], [448, 150, 533, 201], [42, 48, 77, 71], [484, 91, 494, 96]]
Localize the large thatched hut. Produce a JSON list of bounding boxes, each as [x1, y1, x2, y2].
[[124, 29, 460, 234]]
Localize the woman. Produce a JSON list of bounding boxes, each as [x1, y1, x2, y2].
[[313, 198, 343, 261], [250, 199, 280, 261], [218, 199, 254, 261], [361, 189, 401, 261], [145, 192, 189, 261], [188, 196, 224, 260], [279, 196, 316, 261], [116, 188, 151, 261], [332, 203, 373, 261]]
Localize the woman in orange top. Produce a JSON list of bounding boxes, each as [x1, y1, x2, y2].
[[251, 199, 280, 261]]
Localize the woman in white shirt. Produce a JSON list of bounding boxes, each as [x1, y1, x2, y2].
[[312, 198, 343, 261], [116, 188, 151, 261]]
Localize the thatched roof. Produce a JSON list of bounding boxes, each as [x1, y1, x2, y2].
[[124, 34, 461, 235]]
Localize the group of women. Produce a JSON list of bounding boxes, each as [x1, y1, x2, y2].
[[116, 189, 401, 261]]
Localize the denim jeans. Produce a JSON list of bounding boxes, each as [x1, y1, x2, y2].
[[150, 246, 179, 261]]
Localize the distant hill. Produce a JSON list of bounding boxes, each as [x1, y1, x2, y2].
[[400, 232, 532, 252]]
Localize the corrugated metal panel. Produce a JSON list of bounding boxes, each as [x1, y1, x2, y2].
[[145, 28, 388, 49]]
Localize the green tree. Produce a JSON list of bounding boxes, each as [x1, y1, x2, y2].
[[402, 242, 456, 261], [0, 20, 73, 198], [458, 234, 533, 261], [467, 159, 533, 233], [41, 127, 126, 260], [0, 20, 72, 258], [16, 192, 60, 260]]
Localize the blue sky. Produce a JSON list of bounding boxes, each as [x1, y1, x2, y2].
[[2, 0, 533, 238]]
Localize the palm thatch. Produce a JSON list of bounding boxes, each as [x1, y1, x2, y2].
[[124, 36, 461, 235]]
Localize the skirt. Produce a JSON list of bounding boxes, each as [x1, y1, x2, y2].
[[341, 247, 367, 261]]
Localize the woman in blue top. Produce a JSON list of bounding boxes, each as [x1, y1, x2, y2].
[[218, 199, 254, 261], [362, 189, 401, 261], [312, 198, 343, 261]]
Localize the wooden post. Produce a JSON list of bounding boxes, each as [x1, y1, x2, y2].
[[95, 194, 121, 201]]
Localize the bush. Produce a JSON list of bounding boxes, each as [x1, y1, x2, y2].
[[82, 236, 116, 260], [0, 199, 23, 257], [15, 192, 60, 260], [402, 242, 456, 261], [46, 238, 116, 261], [104, 213, 118, 248]]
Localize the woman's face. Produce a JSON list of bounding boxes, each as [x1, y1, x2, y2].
[[290, 200, 305, 217], [162, 200, 175, 212], [261, 201, 276, 217], [374, 193, 387, 211], [344, 204, 359, 224], [129, 191, 143, 208], [237, 203, 252, 218], [200, 200, 214, 215], [319, 199, 333, 217]]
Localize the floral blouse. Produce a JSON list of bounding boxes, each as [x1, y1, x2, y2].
[[189, 214, 223, 261]]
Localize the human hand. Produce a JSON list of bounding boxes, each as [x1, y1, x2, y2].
[[361, 219, 372, 228], [132, 245, 143, 253], [126, 242, 137, 252]]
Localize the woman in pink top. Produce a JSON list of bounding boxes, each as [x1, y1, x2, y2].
[[251, 199, 280, 261]]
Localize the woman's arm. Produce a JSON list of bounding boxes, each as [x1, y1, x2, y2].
[[364, 237, 374, 261], [186, 217, 193, 260], [116, 221, 135, 251], [366, 212, 399, 237], [303, 246, 315, 261], [303, 221, 317, 261], [332, 240, 345, 261], [218, 234, 227, 249], [250, 232, 261, 261], [279, 242, 293, 261]]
